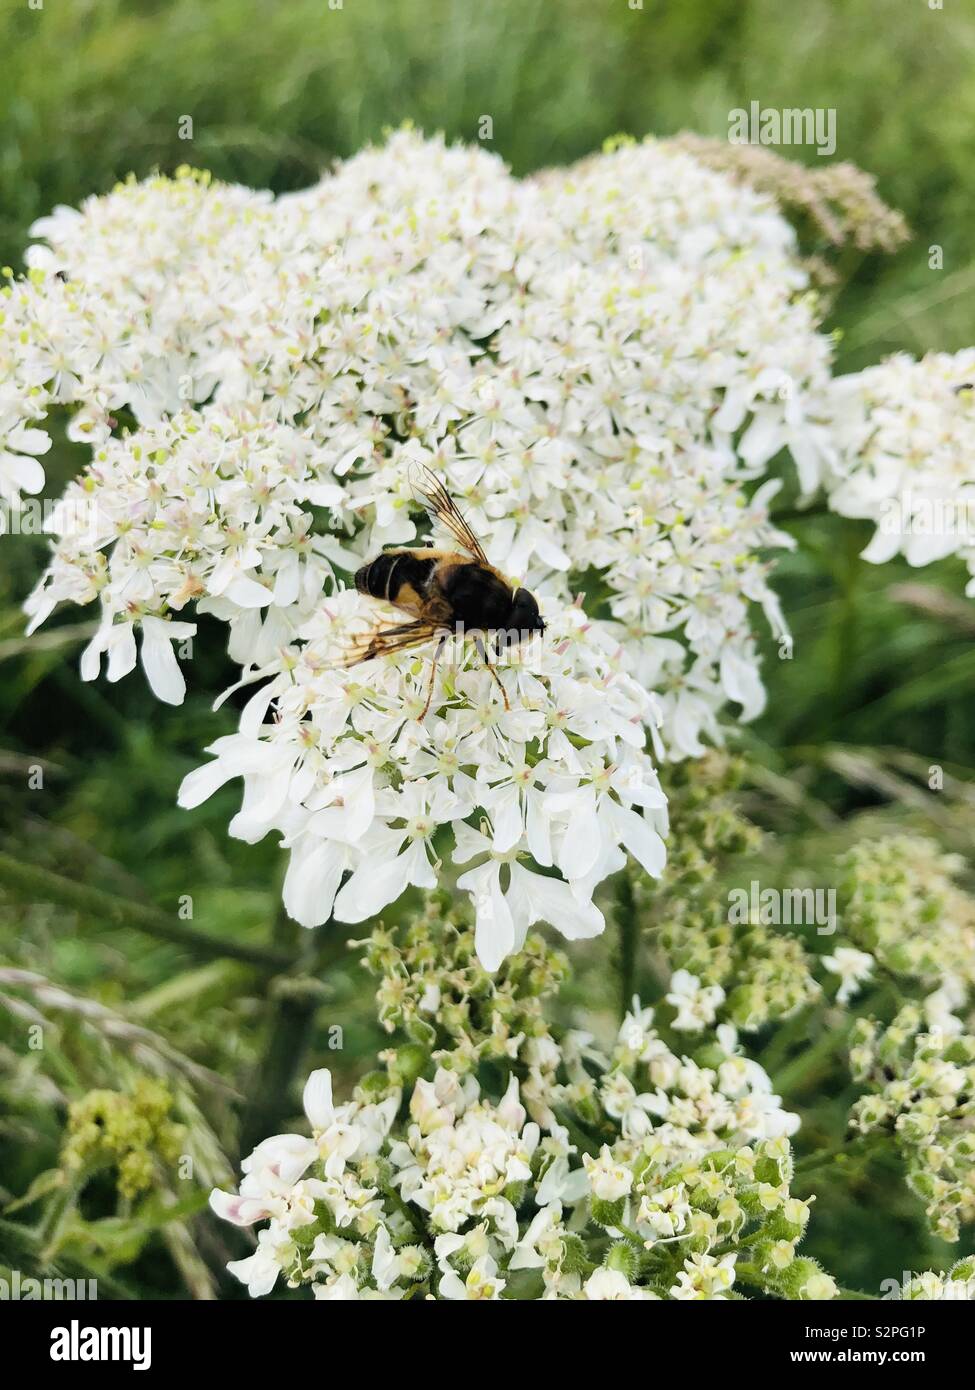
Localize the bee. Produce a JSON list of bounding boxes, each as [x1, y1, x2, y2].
[[346, 469, 545, 718]]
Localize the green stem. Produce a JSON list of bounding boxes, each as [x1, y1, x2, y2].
[[774, 1022, 850, 1096], [237, 913, 350, 1159], [0, 851, 290, 970], [793, 1135, 879, 1183], [828, 525, 863, 734], [736, 1260, 873, 1302], [616, 871, 638, 1023], [381, 1183, 431, 1246]]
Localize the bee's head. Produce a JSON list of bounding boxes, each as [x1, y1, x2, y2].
[[499, 588, 546, 648]]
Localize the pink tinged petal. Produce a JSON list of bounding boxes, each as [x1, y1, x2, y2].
[[606, 799, 667, 879], [303, 1069, 334, 1130], [244, 1132, 316, 1181], [140, 617, 186, 705], [208, 1187, 269, 1226], [283, 838, 350, 927]]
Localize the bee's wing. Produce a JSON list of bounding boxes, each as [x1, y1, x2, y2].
[[336, 616, 446, 669], [411, 465, 489, 565]]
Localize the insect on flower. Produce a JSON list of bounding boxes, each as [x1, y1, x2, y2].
[[348, 468, 546, 717]]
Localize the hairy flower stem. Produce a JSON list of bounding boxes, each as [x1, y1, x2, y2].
[[0, 851, 290, 970], [615, 870, 638, 1023], [237, 914, 348, 1159], [736, 1261, 871, 1301]]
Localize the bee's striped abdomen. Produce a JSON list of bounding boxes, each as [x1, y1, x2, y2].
[[355, 551, 439, 613]]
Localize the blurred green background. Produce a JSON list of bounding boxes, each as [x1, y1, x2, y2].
[[1, 0, 974, 1297]]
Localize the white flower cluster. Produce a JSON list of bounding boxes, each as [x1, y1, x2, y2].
[[821, 350, 975, 590], [210, 987, 826, 1301], [11, 132, 853, 956], [17, 132, 834, 730], [178, 596, 667, 969]]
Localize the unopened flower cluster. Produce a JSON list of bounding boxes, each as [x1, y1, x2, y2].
[[61, 1078, 185, 1201], [837, 834, 975, 1023], [849, 1007, 975, 1242], [636, 755, 821, 1032], [360, 898, 570, 1107]]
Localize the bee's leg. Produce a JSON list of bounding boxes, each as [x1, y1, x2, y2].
[[419, 634, 448, 721], [473, 634, 510, 712]]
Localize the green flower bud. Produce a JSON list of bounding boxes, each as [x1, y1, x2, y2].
[[560, 1233, 593, 1276], [606, 1241, 637, 1279], [389, 1044, 429, 1086], [590, 1196, 626, 1228]]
